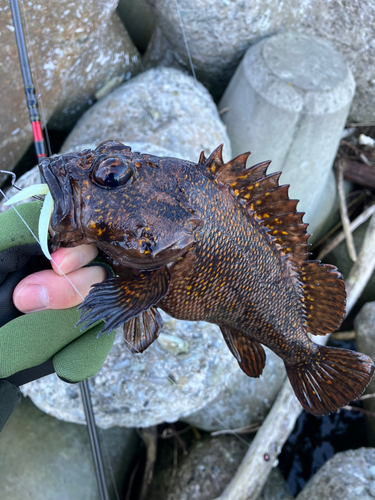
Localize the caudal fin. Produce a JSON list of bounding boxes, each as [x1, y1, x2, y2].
[[286, 346, 375, 416]]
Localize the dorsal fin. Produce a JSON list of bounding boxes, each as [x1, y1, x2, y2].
[[300, 261, 346, 335], [198, 150, 206, 164], [203, 146, 310, 270], [204, 144, 225, 175]]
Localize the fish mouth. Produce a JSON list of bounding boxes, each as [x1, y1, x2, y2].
[[39, 158, 81, 250]]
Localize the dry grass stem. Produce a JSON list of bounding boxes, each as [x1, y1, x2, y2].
[[211, 424, 261, 437], [139, 426, 158, 500], [335, 159, 357, 262], [317, 203, 375, 260], [345, 210, 375, 314]]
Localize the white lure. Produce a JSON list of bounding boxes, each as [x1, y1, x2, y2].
[[4, 183, 54, 260]]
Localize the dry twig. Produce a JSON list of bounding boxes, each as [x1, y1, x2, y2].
[[345, 210, 375, 313], [317, 203, 375, 260], [335, 159, 357, 262], [211, 424, 261, 437], [330, 330, 356, 341], [139, 426, 158, 500], [341, 405, 375, 418], [216, 210, 375, 500]]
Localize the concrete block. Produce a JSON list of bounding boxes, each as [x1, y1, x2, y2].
[[219, 32, 355, 239]]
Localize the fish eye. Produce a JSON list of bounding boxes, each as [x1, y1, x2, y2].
[[92, 157, 135, 189]]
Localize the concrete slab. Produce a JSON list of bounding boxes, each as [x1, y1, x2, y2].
[[219, 32, 355, 240], [0, 396, 138, 500]]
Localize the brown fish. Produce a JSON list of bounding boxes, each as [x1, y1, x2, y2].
[[39, 140, 374, 416]]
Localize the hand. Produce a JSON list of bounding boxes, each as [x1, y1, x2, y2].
[[0, 201, 116, 386], [13, 245, 106, 312]]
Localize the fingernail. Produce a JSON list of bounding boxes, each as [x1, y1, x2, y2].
[[15, 285, 49, 312], [54, 251, 83, 275]]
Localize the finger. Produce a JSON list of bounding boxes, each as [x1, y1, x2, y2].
[[13, 266, 107, 313], [50, 244, 99, 275]]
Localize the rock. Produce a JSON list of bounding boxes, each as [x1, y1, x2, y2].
[[324, 222, 375, 310], [150, 435, 248, 500], [260, 468, 294, 500], [182, 347, 285, 432], [48, 12, 141, 130], [145, 0, 293, 100], [0, 0, 140, 175], [22, 313, 242, 428], [117, 0, 155, 52], [298, 1, 375, 124], [146, 0, 375, 121], [0, 395, 138, 500], [354, 301, 375, 443], [143, 26, 186, 72], [149, 434, 292, 500], [295, 448, 375, 500], [219, 32, 354, 241], [21, 311, 286, 429], [60, 67, 231, 162]]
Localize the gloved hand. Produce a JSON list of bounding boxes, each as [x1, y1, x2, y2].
[[0, 201, 116, 388]]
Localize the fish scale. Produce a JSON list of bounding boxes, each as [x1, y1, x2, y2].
[[161, 166, 305, 360], [15, 139, 372, 416]]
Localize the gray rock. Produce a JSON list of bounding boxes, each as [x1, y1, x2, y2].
[[0, 0, 140, 175], [297, 1, 375, 124], [146, 0, 375, 122], [324, 222, 375, 310], [146, 0, 293, 99], [117, 0, 155, 52], [182, 347, 285, 431], [143, 26, 186, 73], [61, 68, 231, 162], [355, 301, 375, 443], [260, 468, 294, 500], [149, 435, 292, 500], [22, 313, 242, 428], [48, 12, 141, 130], [150, 436, 248, 500], [219, 32, 354, 242], [0, 395, 138, 500], [295, 448, 375, 500]]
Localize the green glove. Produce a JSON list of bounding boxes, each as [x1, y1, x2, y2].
[[0, 201, 115, 383]]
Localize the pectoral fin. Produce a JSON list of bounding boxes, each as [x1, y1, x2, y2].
[[123, 307, 163, 353], [220, 326, 266, 378], [77, 267, 170, 336]]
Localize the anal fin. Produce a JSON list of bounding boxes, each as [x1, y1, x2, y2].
[[220, 326, 266, 378], [300, 261, 346, 335], [76, 267, 170, 336], [123, 307, 163, 353], [286, 345, 375, 416]]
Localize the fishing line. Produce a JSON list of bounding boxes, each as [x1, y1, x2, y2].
[[0, 188, 86, 299], [174, 0, 197, 84], [6, 1, 252, 486], [0, 184, 251, 448]]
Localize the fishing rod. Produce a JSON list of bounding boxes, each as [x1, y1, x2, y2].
[[8, 1, 110, 499], [10, 0, 47, 163], [3, 3, 255, 496]]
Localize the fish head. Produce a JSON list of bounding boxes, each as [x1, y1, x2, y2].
[[39, 140, 202, 269]]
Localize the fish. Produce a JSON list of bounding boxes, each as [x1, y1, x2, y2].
[[13, 139, 375, 416]]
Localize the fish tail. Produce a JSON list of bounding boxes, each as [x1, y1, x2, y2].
[[285, 345, 375, 415]]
